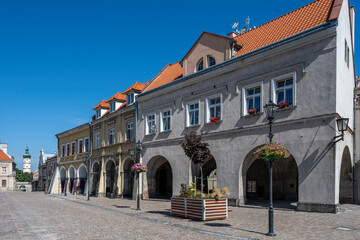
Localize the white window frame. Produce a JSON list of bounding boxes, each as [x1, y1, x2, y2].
[[71, 141, 76, 155], [95, 133, 101, 149], [127, 93, 138, 106], [108, 128, 115, 145], [196, 58, 204, 72], [78, 138, 84, 154], [96, 109, 101, 119], [186, 100, 200, 127], [84, 137, 89, 152], [271, 72, 296, 106], [160, 109, 172, 132], [146, 113, 156, 135], [109, 102, 116, 113], [61, 144, 65, 157], [241, 82, 263, 116], [126, 123, 134, 141], [2, 167, 6, 174], [206, 93, 222, 123], [66, 143, 70, 156]]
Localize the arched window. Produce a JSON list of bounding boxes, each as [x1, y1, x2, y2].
[[208, 56, 216, 67], [196, 59, 204, 72]]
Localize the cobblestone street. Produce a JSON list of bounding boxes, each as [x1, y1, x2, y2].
[[1, 192, 360, 240]]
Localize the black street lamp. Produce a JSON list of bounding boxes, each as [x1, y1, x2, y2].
[[264, 100, 278, 237], [135, 140, 143, 211], [334, 118, 349, 143]]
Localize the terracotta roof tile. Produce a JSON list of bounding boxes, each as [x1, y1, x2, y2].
[[92, 100, 109, 110], [233, 0, 336, 57], [123, 82, 147, 94], [106, 92, 126, 103], [0, 149, 12, 161], [144, 62, 183, 92]]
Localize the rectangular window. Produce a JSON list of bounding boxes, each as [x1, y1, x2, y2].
[[187, 102, 199, 126], [207, 95, 221, 122], [273, 73, 295, 107], [78, 139, 83, 153], [108, 129, 115, 145], [84, 138, 89, 152], [96, 109, 101, 119], [2, 180, 6, 188], [71, 142, 75, 155], [126, 123, 134, 141], [127, 93, 135, 106], [246, 87, 261, 112], [161, 110, 171, 132], [66, 143, 70, 156], [110, 102, 116, 113], [2, 167, 6, 173], [146, 114, 156, 134], [95, 133, 100, 148], [61, 144, 65, 157], [247, 180, 256, 193]]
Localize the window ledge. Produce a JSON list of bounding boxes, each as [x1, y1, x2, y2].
[[205, 120, 223, 125], [145, 133, 156, 136], [185, 124, 201, 129], [159, 130, 172, 133], [242, 112, 264, 118], [276, 105, 296, 112]]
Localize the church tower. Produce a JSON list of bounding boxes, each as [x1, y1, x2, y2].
[[23, 146, 31, 173]]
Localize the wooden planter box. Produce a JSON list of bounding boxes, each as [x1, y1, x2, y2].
[[171, 197, 228, 220]]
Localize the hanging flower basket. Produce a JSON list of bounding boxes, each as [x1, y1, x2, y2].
[[278, 101, 289, 109], [248, 108, 257, 115], [255, 142, 291, 161], [131, 163, 148, 173], [209, 117, 219, 123]]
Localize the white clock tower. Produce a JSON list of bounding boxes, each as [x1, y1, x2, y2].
[[23, 146, 31, 173]]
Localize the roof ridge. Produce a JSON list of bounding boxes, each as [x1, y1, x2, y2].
[[233, 0, 331, 41]]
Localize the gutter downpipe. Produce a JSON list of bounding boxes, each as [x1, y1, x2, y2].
[[354, 93, 359, 203], [87, 122, 93, 201]]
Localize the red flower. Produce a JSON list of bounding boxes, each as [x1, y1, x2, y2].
[[210, 117, 219, 123]]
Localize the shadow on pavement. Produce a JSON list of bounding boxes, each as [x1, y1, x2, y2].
[[112, 205, 130, 209]]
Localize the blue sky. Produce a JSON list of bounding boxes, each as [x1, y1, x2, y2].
[[0, 0, 359, 171]]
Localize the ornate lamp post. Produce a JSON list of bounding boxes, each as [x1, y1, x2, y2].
[[135, 141, 143, 210], [264, 100, 278, 237]]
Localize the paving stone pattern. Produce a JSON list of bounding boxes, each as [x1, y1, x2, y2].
[[0, 192, 359, 240]]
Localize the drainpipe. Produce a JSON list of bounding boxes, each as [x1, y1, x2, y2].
[[87, 122, 93, 201], [354, 94, 359, 203]]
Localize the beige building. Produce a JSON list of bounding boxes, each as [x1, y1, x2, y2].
[[0, 144, 16, 191], [55, 123, 90, 195]]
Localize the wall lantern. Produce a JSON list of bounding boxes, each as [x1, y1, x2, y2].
[[334, 118, 349, 143]]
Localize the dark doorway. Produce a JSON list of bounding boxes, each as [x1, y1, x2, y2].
[[106, 160, 116, 198]]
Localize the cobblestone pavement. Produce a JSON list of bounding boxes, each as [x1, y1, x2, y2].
[[1, 192, 360, 240]]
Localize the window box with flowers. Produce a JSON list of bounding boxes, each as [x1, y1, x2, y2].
[[209, 117, 219, 123], [278, 101, 289, 109], [248, 108, 257, 115]]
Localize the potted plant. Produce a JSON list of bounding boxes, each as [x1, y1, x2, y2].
[[131, 163, 148, 173], [174, 132, 229, 220], [248, 108, 257, 115], [255, 142, 291, 161], [171, 183, 229, 220], [278, 101, 289, 109], [209, 117, 219, 123]]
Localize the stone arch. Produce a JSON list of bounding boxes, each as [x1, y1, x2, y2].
[[60, 166, 67, 193], [147, 155, 173, 198], [105, 158, 116, 198], [339, 146, 353, 203], [68, 165, 76, 194], [240, 145, 298, 204], [91, 160, 101, 196], [192, 155, 217, 193], [78, 163, 88, 195], [122, 157, 135, 198]]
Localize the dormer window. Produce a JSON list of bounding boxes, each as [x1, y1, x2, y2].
[[127, 92, 138, 106], [196, 59, 204, 72], [208, 56, 216, 67], [96, 109, 101, 119], [110, 102, 116, 113]]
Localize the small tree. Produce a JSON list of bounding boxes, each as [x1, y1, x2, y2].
[[181, 131, 211, 195]]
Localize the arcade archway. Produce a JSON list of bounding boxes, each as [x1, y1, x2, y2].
[[68, 166, 76, 194], [147, 156, 173, 198], [339, 146, 353, 203], [105, 160, 116, 198], [91, 161, 100, 196], [122, 158, 135, 198], [78, 164, 87, 195], [60, 167, 66, 193]]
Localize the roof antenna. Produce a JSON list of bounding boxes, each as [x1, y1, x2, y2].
[[232, 21, 239, 35], [246, 16, 250, 30]]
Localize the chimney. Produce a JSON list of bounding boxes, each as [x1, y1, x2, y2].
[[350, 6, 355, 52], [0, 143, 8, 154]]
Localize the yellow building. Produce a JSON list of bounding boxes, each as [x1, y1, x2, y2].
[[55, 123, 90, 195]]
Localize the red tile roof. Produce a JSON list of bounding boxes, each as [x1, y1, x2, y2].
[[144, 62, 183, 92], [0, 149, 12, 161], [106, 92, 126, 103], [92, 100, 109, 110], [233, 0, 338, 57], [123, 82, 147, 94]]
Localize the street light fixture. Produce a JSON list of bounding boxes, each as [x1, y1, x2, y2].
[[135, 140, 143, 211], [334, 118, 349, 143], [264, 100, 278, 237]]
